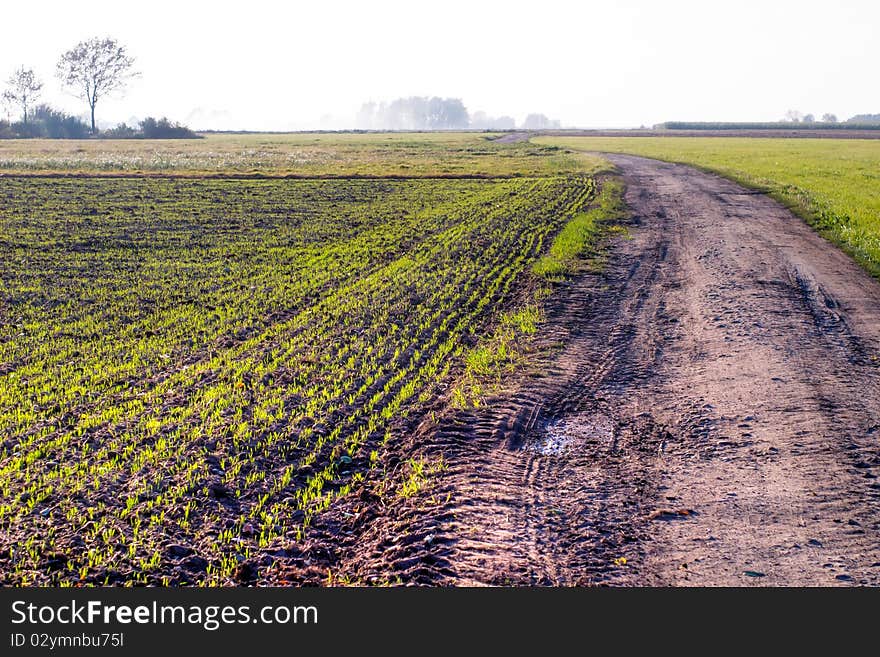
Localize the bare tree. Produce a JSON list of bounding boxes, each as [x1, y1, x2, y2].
[[822, 113, 838, 123], [784, 109, 803, 123], [56, 37, 137, 134], [803, 113, 815, 123], [2, 67, 43, 125]]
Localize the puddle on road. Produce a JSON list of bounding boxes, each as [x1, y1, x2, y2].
[[528, 413, 615, 456]]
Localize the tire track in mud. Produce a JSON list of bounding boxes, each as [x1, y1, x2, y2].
[[368, 236, 671, 585], [276, 155, 880, 586], [611, 155, 880, 586]]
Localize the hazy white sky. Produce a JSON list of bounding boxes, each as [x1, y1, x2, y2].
[[1, 0, 877, 129]]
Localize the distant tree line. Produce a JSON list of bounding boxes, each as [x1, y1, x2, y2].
[[845, 114, 880, 125], [0, 105, 89, 138], [778, 110, 878, 124], [655, 119, 880, 131], [103, 117, 199, 139], [470, 111, 516, 130], [1, 111, 199, 140], [663, 112, 880, 129], [1, 36, 198, 139], [356, 97, 561, 131], [521, 113, 561, 130], [356, 97, 470, 130]]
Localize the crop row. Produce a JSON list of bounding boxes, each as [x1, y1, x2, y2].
[[0, 175, 595, 584]]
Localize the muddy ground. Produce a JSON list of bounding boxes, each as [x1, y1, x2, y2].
[[273, 154, 880, 586]]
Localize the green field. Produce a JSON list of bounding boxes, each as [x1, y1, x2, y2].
[[535, 136, 880, 278], [0, 146, 606, 584], [4, 131, 877, 586]]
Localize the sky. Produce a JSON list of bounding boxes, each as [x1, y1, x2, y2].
[[0, 0, 877, 130]]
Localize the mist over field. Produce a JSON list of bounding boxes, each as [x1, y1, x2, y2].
[[1, 0, 878, 131]]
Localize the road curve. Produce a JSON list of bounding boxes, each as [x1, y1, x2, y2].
[[281, 155, 880, 586], [604, 153, 880, 585]]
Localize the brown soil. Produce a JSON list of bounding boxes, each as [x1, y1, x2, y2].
[[272, 155, 880, 586]]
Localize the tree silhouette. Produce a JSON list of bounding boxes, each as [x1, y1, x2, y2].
[[57, 37, 137, 134], [2, 67, 42, 125]]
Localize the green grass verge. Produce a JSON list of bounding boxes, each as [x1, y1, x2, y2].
[[533, 178, 627, 281], [452, 178, 626, 409], [534, 136, 880, 280]]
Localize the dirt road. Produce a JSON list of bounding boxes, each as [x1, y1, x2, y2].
[[285, 154, 880, 586], [599, 154, 880, 584]]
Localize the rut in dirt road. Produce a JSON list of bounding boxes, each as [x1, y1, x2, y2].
[[316, 155, 880, 586], [602, 155, 880, 585]]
